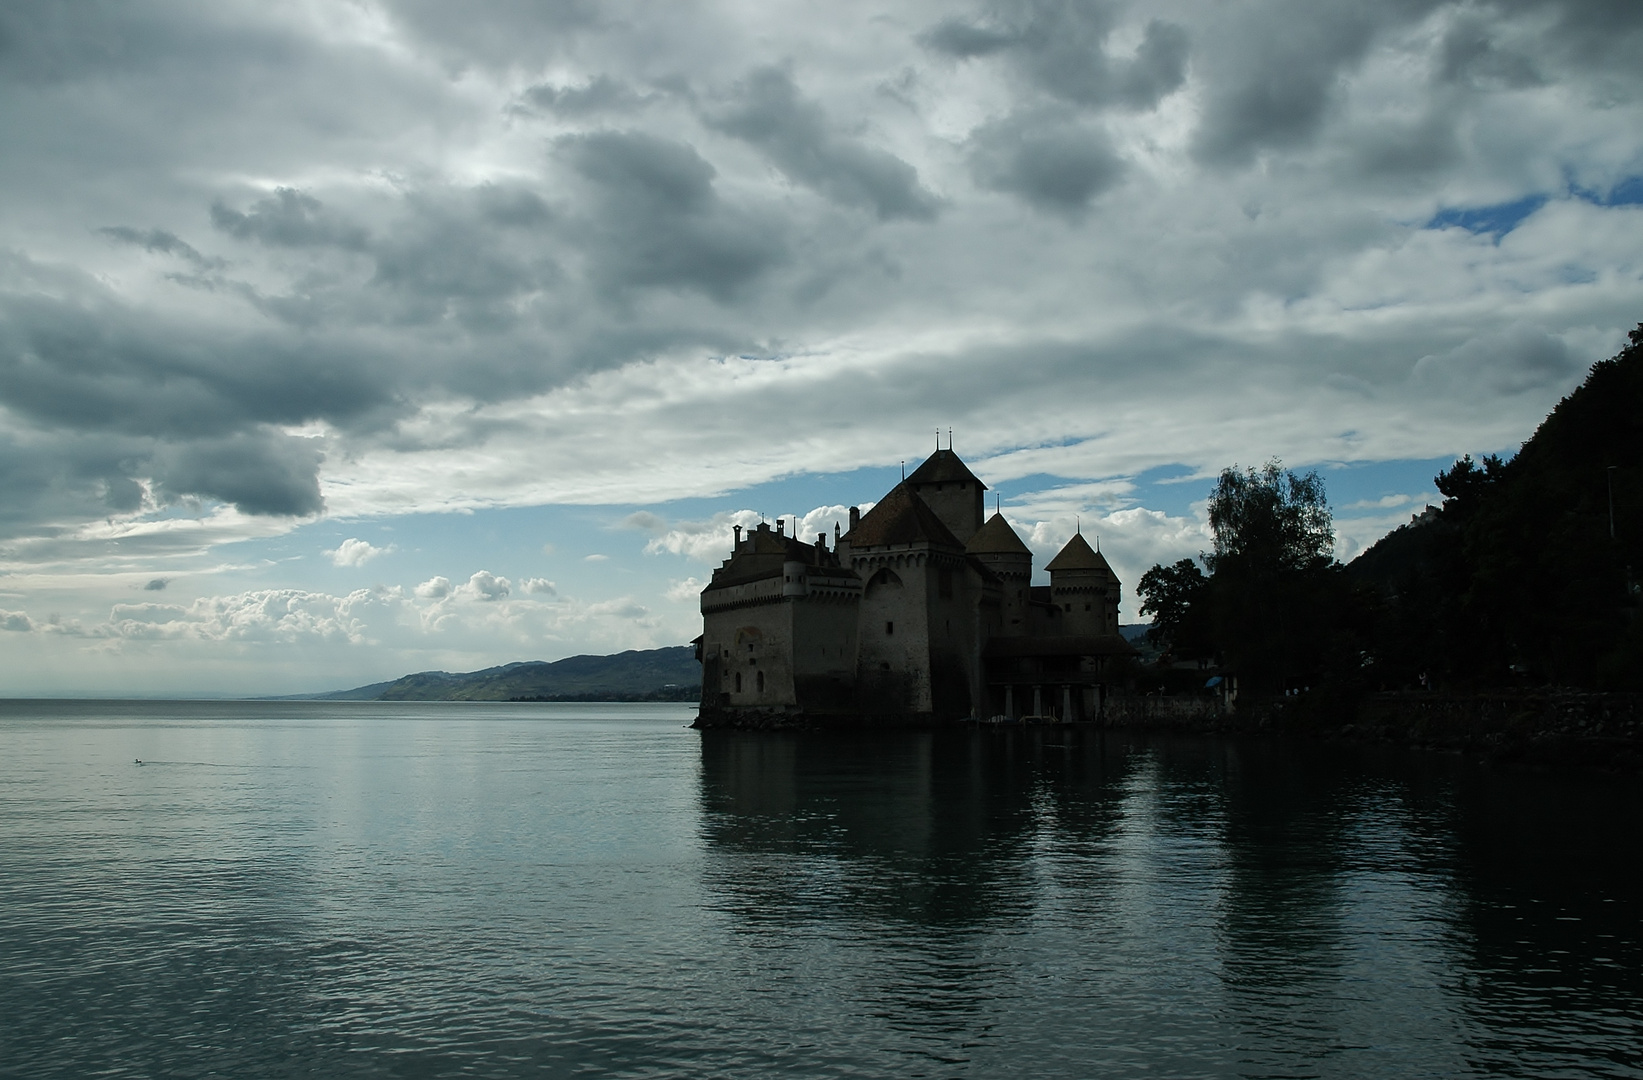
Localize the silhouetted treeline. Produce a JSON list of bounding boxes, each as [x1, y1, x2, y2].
[[1141, 322, 1643, 700], [1352, 323, 1643, 690]]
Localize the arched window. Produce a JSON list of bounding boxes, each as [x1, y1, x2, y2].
[[735, 672, 743, 692], [756, 670, 765, 693]]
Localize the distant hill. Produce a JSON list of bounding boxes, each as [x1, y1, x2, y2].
[[311, 646, 701, 702], [1118, 622, 1160, 659]]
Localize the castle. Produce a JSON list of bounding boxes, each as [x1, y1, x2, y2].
[[694, 447, 1133, 726]]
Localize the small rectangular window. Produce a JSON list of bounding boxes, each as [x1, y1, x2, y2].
[[885, 621, 894, 635]]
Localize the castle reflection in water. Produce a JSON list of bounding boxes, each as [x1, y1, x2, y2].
[[695, 726, 1643, 1075]]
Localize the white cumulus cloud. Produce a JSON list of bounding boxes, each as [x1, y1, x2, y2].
[[327, 538, 394, 567], [463, 570, 511, 601], [414, 576, 452, 599], [665, 577, 706, 603]]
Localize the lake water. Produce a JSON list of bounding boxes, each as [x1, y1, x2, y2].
[[1, 700, 1639, 1079]]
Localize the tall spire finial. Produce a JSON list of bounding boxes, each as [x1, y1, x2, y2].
[[947, 427, 952, 451], [901, 459, 905, 480]]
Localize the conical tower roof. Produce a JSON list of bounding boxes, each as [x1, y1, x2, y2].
[[1044, 531, 1113, 573], [965, 512, 1031, 556], [906, 448, 986, 489], [847, 482, 964, 548]]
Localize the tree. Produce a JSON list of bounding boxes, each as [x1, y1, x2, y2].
[[1138, 461, 1371, 703], [1206, 460, 1334, 576], [1203, 462, 1354, 697], [1138, 558, 1211, 657]]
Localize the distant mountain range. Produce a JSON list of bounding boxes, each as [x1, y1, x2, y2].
[[302, 646, 701, 702], [303, 629, 1161, 702]]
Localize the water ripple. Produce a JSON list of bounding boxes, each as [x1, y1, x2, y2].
[[1, 704, 1640, 1078]]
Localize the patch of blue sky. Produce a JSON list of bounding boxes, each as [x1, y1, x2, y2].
[[991, 470, 1111, 507], [1065, 456, 1473, 533], [704, 462, 906, 524], [1570, 173, 1643, 207], [1426, 194, 1547, 238], [1427, 176, 1643, 242], [251, 504, 622, 590], [1311, 455, 1461, 516]]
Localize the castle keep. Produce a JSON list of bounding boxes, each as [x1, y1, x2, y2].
[[695, 448, 1133, 726]]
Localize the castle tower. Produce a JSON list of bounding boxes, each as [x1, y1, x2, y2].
[[1044, 532, 1120, 638], [845, 482, 980, 720], [698, 520, 861, 721], [905, 449, 986, 545], [966, 512, 1033, 637]]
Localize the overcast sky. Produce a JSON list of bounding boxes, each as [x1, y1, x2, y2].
[[1, 0, 1639, 696]]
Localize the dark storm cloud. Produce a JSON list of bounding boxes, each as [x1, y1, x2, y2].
[[922, 3, 1188, 111], [0, 244, 395, 523], [967, 109, 1125, 215], [1190, 5, 1429, 168], [0, 0, 1637, 564], [1347, 112, 1462, 181], [97, 227, 224, 270], [0, 2, 299, 85], [1438, 13, 1543, 88], [522, 75, 652, 116], [1412, 323, 1580, 395], [1183, 1, 1641, 172], [1494, 0, 1643, 72], [152, 430, 324, 517], [207, 182, 566, 335], [556, 130, 785, 301], [706, 67, 941, 221], [0, 423, 322, 539], [920, 19, 1014, 59], [0, 281, 391, 440], [211, 189, 369, 250], [367, 190, 557, 330]]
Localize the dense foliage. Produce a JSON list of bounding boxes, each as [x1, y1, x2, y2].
[[1141, 322, 1643, 699], [1352, 324, 1643, 690], [1141, 461, 1372, 699]]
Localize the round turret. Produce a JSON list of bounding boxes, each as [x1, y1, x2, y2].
[[967, 512, 1033, 636], [1045, 532, 1120, 636]]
